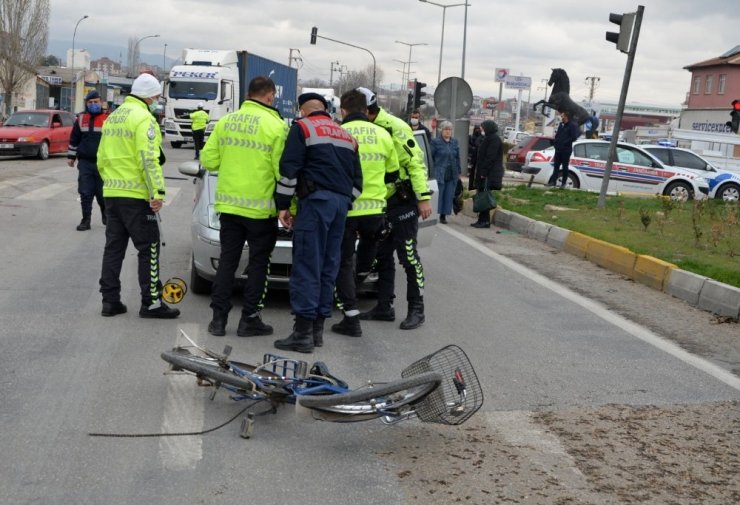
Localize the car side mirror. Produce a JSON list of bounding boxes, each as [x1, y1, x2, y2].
[[178, 160, 204, 178], [52, 122, 62, 128]]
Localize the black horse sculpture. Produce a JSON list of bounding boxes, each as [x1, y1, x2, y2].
[[532, 68, 589, 126]]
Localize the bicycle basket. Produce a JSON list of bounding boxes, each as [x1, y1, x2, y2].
[[401, 345, 483, 425]]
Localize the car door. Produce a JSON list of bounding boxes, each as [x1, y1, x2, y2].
[[571, 142, 619, 193], [50, 113, 67, 153], [613, 145, 666, 196], [413, 130, 439, 247]]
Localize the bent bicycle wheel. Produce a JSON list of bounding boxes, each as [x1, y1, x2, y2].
[[297, 372, 441, 419], [161, 349, 255, 392]]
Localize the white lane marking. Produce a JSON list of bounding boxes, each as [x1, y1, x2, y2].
[[159, 323, 204, 470], [442, 226, 740, 391], [16, 182, 76, 200]]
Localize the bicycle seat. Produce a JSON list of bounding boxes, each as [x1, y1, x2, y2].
[[309, 362, 348, 389]]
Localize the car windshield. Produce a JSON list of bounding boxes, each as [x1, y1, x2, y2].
[[4, 112, 50, 127], [168, 80, 218, 100]]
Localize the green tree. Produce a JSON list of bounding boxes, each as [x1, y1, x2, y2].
[[39, 54, 59, 66], [0, 0, 49, 115]]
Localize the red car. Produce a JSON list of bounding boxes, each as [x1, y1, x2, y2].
[[0, 109, 76, 160], [506, 134, 553, 172]]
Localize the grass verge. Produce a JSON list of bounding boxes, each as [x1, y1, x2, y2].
[[494, 185, 740, 288]]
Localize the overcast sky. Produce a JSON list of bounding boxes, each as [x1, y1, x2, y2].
[[49, 0, 738, 107]]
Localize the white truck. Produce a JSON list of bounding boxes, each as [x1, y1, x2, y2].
[[163, 49, 297, 148]]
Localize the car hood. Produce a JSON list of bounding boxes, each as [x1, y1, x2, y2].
[[0, 125, 46, 139]]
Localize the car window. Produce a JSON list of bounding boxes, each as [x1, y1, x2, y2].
[[515, 136, 531, 148], [645, 148, 670, 165], [52, 114, 62, 125], [616, 147, 636, 164], [620, 147, 654, 167], [672, 150, 708, 171], [582, 143, 609, 161], [61, 112, 76, 126], [532, 138, 552, 150]]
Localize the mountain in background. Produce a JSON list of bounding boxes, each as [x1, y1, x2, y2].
[[46, 38, 176, 68]]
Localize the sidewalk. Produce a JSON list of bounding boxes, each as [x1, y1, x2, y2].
[[456, 177, 740, 321]]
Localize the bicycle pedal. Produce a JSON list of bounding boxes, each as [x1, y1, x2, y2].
[[222, 345, 232, 358]]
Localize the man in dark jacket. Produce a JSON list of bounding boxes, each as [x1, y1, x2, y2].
[[547, 110, 582, 187], [471, 120, 503, 228], [67, 90, 109, 230]]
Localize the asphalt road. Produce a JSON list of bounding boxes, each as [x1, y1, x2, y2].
[[1, 146, 738, 504]]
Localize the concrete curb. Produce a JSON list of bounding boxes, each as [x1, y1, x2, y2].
[[459, 199, 740, 320]]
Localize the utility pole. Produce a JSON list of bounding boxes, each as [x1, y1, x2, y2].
[[288, 48, 302, 68], [329, 61, 340, 86], [585, 76, 600, 106]]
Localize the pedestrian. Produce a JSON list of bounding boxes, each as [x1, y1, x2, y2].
[[331, 89, 400, 340], [430, 121, 461, 224], [409, 109, 431, 142], [273, 92, 363, 353], [471, 120, 504, 228], [200, 77, 288, 337], [358, 87, 433, 330], [467, 125, 483, 190], [97, 73, 180, 319], [189, 102, 209, 160], [67, 90, 108, 231], [547, 110, 582, 188]]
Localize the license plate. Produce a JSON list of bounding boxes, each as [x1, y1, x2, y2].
[[0, 143, 14, 149]]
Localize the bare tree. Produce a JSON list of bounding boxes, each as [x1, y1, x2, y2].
[[0, 0, 49, 115]]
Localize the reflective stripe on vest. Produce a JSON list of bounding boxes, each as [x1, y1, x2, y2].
[[215, 192, 276, 211], [299, 117, 356, 151]]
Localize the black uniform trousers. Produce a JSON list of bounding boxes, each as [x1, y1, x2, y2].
[[99, 197, 161, 307], [77, 158, 105, 217], [335, 214, 384, 316], [548, 150, 572, 187], [210, 213, 278, 317], [373, 199, 424, 306], [192, 129, 205, 159]]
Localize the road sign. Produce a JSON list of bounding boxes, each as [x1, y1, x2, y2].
[[505, 75, 531, 89], [434, 77, 473, 119], [495, 68, 509, 82]]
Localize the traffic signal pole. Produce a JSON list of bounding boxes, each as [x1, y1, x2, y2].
[[597, 5, 644, 209]]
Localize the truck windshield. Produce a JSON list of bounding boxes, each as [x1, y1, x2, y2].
[[168, 80, 218, 101]]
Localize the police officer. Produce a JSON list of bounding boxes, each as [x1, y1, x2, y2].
[[97, 73, 180, 319], [331, 89, 399, 339], [273, 92, 363, 353], [68, 90, 108, 231], [357, 88, 433, 330], [200, 77, 288, 337], [189, 102, 209, 159]]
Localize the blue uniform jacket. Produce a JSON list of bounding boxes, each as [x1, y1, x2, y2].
[[277, 111, 362, 210], [553, 120, 581, 154]]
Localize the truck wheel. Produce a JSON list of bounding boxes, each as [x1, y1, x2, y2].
[[170, 142, 183, 149]]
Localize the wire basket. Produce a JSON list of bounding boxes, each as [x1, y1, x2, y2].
[[401, 345, 483, 425]]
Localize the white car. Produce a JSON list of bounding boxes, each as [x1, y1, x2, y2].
[[642, 145, 740, 202], [522, 140, 710, 201], [179, 130, 439, 293]]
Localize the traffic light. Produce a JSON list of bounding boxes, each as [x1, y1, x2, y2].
[[606, 12, 635, 53], [310, 27, 318, 45], [413, 80, 427, 109], [727, 99, 740, 134], [406, 92, 414, 114]]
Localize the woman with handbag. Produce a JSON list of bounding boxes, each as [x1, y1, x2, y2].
[[430, 121, 461, 224], [471, 120, 504, 228]]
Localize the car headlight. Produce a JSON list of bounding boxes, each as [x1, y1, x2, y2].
[[207, 204, 221, 230], [17, 136, 34, 143]]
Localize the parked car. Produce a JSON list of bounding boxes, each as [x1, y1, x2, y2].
[[642, 145, 740, 202], [179, 130, 440, 294], [0, 109, 76, 160], [522, 140, 710, 201], [506, 134, 553, 172]]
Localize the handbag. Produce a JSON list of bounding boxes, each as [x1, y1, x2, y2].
[[473, 184, 497, 213]]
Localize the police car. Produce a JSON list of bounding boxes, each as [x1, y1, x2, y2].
[[642, 145, 740, 202], [179, 129, 439, 293], [522, 139, 710, 201]]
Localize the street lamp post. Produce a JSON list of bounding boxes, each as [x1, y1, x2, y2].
[[163, 43, 168, 74], [418, 0, 470, 82], [131, 34, 160, 76], [71, 14, 88, 112], [395, 40, 427, 92]]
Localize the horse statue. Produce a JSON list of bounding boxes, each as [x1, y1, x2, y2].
[[532, 68, 590, 127]]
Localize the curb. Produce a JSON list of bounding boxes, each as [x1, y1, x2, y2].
[[461, 202, 740, 320]]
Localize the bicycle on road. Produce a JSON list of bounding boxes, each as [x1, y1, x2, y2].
[[161, 331, 484, 438]]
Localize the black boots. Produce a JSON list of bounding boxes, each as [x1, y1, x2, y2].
[[470, 220, 490, 228], [331, 315, 362, 337], [101, 301, 127, 317], [76, 216, 91, 231], [139, 301, 180, 319], [400, 298, 425, 330], [208, 311, 228, 336], [313, 317, 325, 347], [274, 316, 314, 353], [237, 313, 273, 337], [358, 303, 395, 321]]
